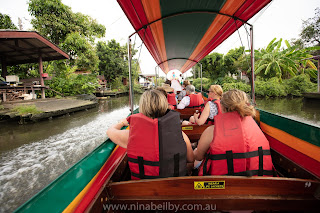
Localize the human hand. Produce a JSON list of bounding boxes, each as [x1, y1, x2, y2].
[[119, 118, 129, 126], [193, 111, 200, 119]]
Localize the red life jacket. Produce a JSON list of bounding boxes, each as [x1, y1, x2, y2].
[[199, 111, 274, 176], [167, 93, 177, 109], [187, 93, 204, 108], [126, 110, 187, 180]]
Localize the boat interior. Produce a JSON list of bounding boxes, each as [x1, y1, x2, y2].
[[87, 109, 320, 212]]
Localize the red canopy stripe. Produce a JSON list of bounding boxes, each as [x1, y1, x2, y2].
[[141, 0, 169, 73], [185, 0, 271, 72]]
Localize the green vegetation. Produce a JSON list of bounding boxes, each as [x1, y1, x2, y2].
[[191, 7, 320, 97], [0, 105, 4, 110], [1, 0, 143, 97], [11, 105, 43, 115], [1, 3, 319, 98]]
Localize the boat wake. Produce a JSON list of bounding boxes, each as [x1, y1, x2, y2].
[[0, 107, 130, 213]]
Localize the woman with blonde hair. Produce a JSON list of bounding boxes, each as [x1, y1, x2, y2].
[[107, 89, 194, 180], [182, 85, 223, 126], [194, 89, 273, 176]]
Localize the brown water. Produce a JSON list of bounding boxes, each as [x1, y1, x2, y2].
[[0, 95, 319, 212], [0, 95, 140, 213]]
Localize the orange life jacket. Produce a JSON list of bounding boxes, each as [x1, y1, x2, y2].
[[199, 111, 274, 176], [167, 93, 177, 109], [187, 93, 204, 108], [127, 110, 187, 180]]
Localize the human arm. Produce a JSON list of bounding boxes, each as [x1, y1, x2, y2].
[[194, 102, 210, 126], [182, 131, 195, 163], [106, 118, 130, 148], [193, 125, 214, 161]]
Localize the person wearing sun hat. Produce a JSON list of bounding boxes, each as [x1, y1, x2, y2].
[[157, 85, 177, 109]]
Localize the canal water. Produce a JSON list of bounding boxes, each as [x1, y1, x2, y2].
[[0, 95, 140, 213], [0, 96, 319, 212]]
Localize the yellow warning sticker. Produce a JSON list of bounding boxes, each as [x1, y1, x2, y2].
[[194, 181, 225, 190], [182, 126, 193, 130]]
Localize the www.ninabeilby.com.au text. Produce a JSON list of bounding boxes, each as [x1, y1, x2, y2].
[[103, 201, 217, 212]]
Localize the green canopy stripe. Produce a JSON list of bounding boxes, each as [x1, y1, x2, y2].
[[160, 0, 227, 70]]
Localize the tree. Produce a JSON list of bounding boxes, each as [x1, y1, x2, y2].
[[96, 40, 127, 82], [28, 0, 105, 71], [254, 38, 319, 81], [200, 52, 238, 84], [0, 13, 18, 29], [96, 40, 139, 83], [28, 0, 105, 45], [300, 7, 320, 48], [62, 32, 99, 72]]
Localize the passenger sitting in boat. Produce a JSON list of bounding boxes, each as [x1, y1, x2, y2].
[[176, 85, 204, 109], [156, 86, 177, 109], [107, 90, 194, 180], [194, 89, 274, 176], [177, 80, 190, 101], [182, 85, 223, 126], [171, 79, 182, 94]]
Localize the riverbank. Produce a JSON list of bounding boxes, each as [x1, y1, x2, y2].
[[0, 98, 98, 124]]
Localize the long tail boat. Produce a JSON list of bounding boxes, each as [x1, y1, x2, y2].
[[15, 0, 320, 212]]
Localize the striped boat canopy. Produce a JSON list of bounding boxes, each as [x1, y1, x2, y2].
[[117, 0, 271, 74]]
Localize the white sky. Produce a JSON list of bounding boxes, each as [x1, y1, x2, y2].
[[1, 0, 320, 77]]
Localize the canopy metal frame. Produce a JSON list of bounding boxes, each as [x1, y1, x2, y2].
[[127, 11, 256, 113]]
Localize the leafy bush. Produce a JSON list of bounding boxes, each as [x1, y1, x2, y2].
[[220, 76, 238, 84], [110, 77, 128, 92], [46, 74, 99, 97], [192, 78, 212, 91], [255, 78, 287, 97], [222, 81, 251, 93], [283, 74, 317, 96]]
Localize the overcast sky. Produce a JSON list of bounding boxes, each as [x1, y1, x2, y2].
[[1, 0, 319, 77]]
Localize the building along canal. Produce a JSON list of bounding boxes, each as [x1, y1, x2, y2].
[[0, 95, 319, 212]]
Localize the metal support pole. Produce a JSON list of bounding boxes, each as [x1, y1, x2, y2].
[[155, 66, 158, 87], [1, 56, 7, 79], [128, 36, 134, 114], [250, 26, 255, 104], [200, 63, 203, 93], [39, 54, 45, 99], [318, 56, 320, 93]]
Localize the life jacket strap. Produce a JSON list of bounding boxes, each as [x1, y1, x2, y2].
[[128, 157, 160, 166], [186, 104, 204, 108], [226, 150, 234, 175], [129, 154, 181, 178], [205, 148, 271, 160], [205, 118, 214, 124], [138, 156, 145, 179], [258, 147, 263, 176], [204, 147, 272, 177]]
